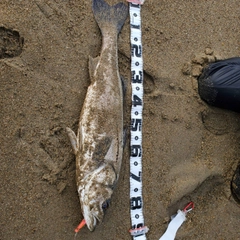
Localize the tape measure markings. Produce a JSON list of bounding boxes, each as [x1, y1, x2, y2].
[[129, 2, 147, 240]]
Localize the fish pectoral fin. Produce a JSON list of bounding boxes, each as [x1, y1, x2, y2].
[[89, 56, 100, 80], [66, 127, 79, 155], [104, 139, 116, 162]]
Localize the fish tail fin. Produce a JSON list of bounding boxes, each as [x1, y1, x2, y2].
[[92, 0, 128, 35]]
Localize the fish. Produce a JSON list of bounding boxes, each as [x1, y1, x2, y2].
[[66, 0, 128, 232]]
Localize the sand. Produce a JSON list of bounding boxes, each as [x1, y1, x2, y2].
[[1, 0, 240, 239]]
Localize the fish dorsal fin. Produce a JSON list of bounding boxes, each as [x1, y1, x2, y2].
[[88, 56, 100, 81]]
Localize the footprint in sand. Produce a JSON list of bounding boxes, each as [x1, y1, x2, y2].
[[0, 26, 24, 59], [182, 47, 222, 78]]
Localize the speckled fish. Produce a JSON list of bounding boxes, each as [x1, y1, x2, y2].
[[66, 0, 128, 231]]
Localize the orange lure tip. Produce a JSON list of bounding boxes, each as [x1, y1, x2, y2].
[[75, 219, 86, 233]]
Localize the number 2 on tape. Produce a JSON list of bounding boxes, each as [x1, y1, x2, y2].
[[128, 1, 148, 239]]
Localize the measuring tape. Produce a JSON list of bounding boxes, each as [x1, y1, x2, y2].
[[127, 2, 194, 240], [127, 1, 148, 239]]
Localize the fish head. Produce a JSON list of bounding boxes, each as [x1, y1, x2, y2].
[[78, 163, 117, 231]]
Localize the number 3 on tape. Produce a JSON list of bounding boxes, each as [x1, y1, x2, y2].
[[128, 1, 148, 240]]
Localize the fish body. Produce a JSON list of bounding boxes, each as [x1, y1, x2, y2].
[[66, 0, 128, 231]]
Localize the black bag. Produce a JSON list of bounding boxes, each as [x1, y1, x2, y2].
[[198, 57, 240, 113]]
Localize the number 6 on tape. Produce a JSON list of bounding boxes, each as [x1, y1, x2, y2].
[[128, 1, 148, 240]]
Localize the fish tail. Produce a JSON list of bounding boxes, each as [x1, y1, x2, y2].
[[92, 0, 128, 35]]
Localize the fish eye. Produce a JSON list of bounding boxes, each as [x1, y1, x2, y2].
[[102, 199, 110, 210]]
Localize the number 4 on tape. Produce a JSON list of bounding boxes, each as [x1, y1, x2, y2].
[[128, 0, 147, 239]]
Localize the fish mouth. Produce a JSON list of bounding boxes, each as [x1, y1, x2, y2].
[[84, 206, 104, 231], [87, 207, 105, 231], [81, 202, 98, 231], [85, 214, 97, 231]]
